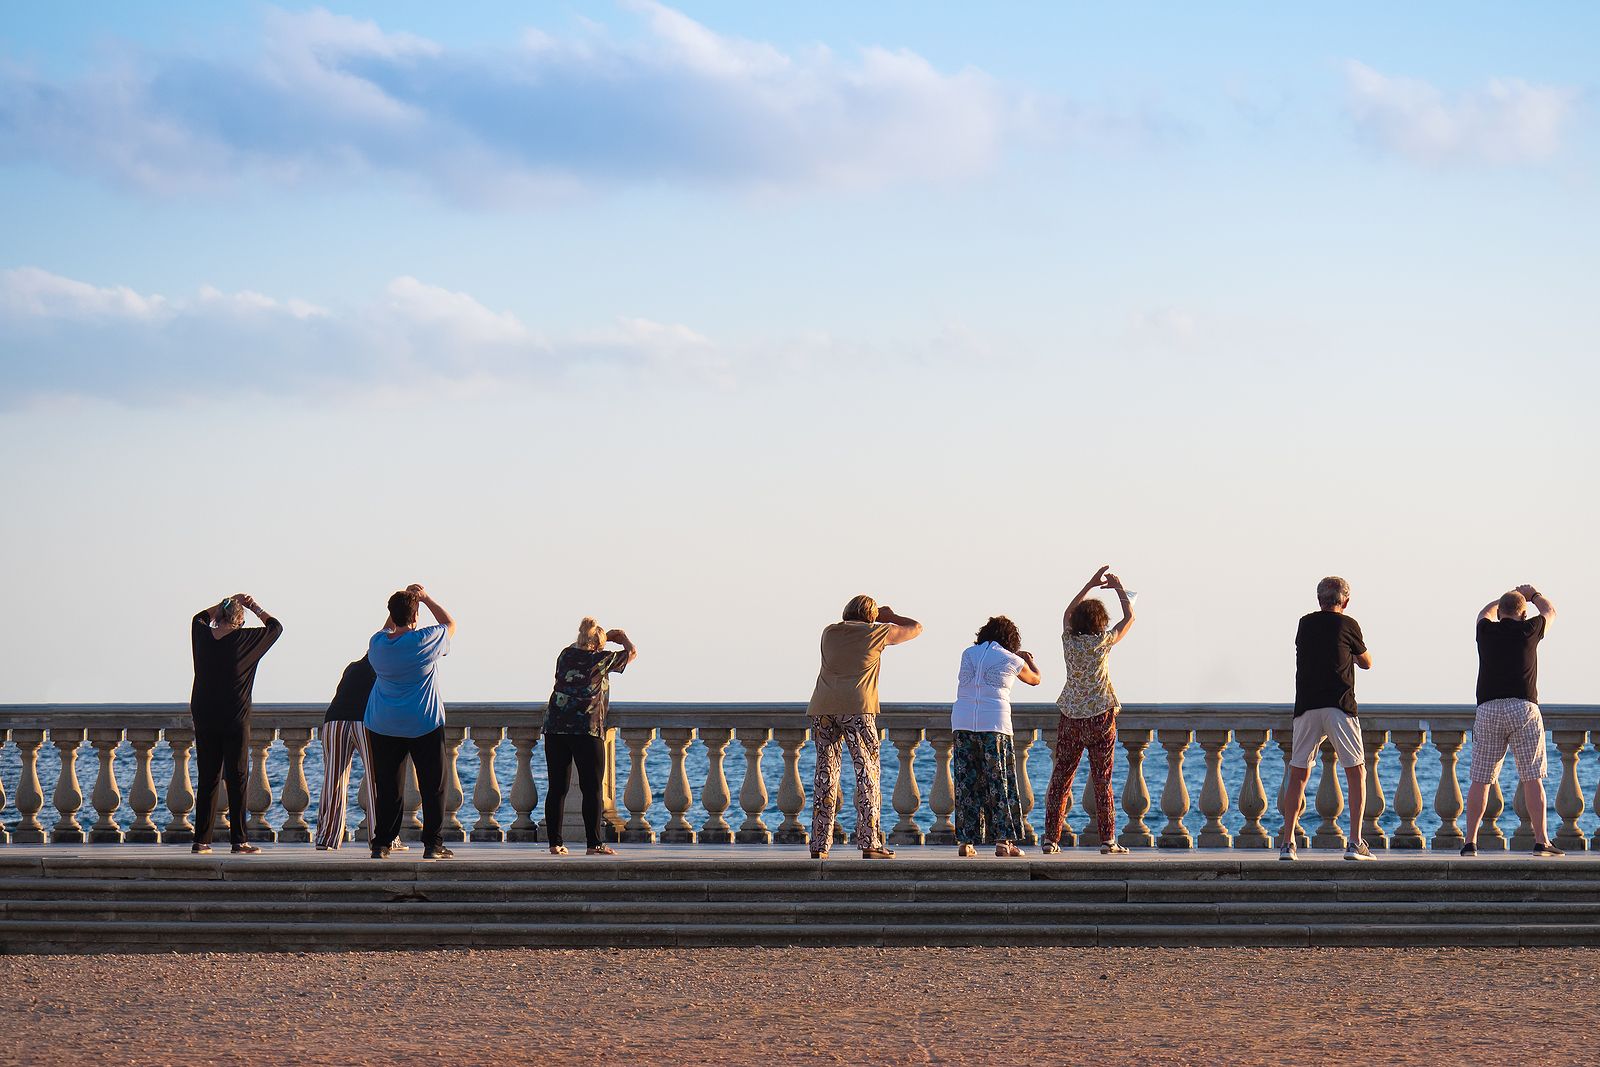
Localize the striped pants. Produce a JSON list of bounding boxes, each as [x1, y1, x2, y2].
[[314, 720, 375, 849]]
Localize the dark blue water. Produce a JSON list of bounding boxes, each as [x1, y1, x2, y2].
[[2, 734, 1596, 843]]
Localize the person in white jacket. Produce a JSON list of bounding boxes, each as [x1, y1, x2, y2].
[[950, 616, 1042, 857]]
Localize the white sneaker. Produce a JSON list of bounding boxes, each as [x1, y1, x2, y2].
[[1345, 840, 1377, 861], [1279, 840, 1298, 861]]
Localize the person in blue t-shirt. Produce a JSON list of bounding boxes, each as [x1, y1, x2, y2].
[[364, 584, 457, 860]]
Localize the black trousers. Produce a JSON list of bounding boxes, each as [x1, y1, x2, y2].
[[367, 726, 446, 851], [193, 724, 249, 847], [545, 732, 606, 849]]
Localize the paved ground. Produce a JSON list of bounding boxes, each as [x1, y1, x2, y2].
[[2, 946, 1595, 1065]]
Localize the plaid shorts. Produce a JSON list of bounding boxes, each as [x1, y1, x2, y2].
[[1469, 698, 1547, 785]]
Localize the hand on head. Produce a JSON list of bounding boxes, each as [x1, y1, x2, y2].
[[605, 628, 627, 643], [406, 584, 426, 600], [1516, 583, 1538, 598]]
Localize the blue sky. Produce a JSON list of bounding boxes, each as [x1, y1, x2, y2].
[[1, 3, 1596, 705]]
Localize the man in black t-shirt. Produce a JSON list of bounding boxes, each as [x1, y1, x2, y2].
[[189, 593, 282, 854], [1278, 576, 1376, 861], [1461, 584, 1563, 857]]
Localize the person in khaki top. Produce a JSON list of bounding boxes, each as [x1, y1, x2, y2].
[[807, 594, 923, 859]]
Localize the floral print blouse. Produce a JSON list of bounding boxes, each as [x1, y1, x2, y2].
[[1056, 630, 1119, 719], [545, 646, 629, 736]]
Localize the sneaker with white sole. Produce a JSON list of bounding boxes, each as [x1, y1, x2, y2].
[[1279, 840, 1298, 861], [1345, 840, 1376, 861]]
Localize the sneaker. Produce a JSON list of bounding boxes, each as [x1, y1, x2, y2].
[[1344, 840, 1376, 861], [1279, 840, 1298, 861], [1459, 842, 1477, 857], [423, 845, 455, 860], [1040, 841, 1061, 855], [370, 845, 391, 860], [1533, 841, 1567, 857]]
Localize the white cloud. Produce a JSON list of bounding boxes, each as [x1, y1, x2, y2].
[[1343, 60, 1577, 165], [0, 267, 719, 406], [0, 3, 1045, 202]]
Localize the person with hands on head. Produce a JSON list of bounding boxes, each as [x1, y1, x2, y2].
[[1042, 566, 1135, 855], [1279, 576, 1376, 862], [1462, 583, 1563, 857], [543, 618, 638, 856], [950, 615, 1042, 858], [364, 584, 457, 861], [806, 595, 923, 859], [189, 592, 282, 855]]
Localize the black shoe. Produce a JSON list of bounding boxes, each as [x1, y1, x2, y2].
[[1533, 841, 1567, 857], [423, 845, 455, 860], [1460, 842, 1477, 857], [370, 845, 391, 860]]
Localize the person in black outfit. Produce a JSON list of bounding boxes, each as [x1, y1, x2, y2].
[[313, 656, 381, 851], [1461, 584, 1563, 857], [189, 593, 282, 854], [1278, 576, 1375, 862], [543, 617, 637, 855]]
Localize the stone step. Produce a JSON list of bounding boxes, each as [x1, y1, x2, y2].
[[5, 918, 1600, 952]]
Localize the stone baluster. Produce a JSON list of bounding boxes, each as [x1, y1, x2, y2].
[[1109, 728, 1150, 848], [164, 727, 196, 844], [1195, 729, 1232, 848], [698, 727, 735, 844], [735, 728, 772, 844], [1553, 730, 1588, 851], [600, 729, 625, 841], [1360, 729, 1389, 848], [87, 729, 125, 844], [124, 729, 162, 844], [1274, 731, 1308, 848], [886, 728, 925, 846], [1156, 729, 1193, 849], [619, 727, 658, 843], [50, 728, 87, 844], [772, 728, 810, 844], [1481, 778, 1507, 851], [660, 728, 697, 844], [277, 728, 313, 843], [246, 726, 277, 842], [1233, 729, 1270, 848], [1311, 740, 1346, 850], [441, 726, 468, 842], [0, 729, 6, 845], [402, 755, 423, 842], [1510, 777, 1534, 851], [11, 730, 47, 844], [1389, 730, 1425, 849], [1014, 728, 1038, 845], [925, 728, 956, 845], [1054, 744, 1080, 849], [469, 726, 506, 842], [506, 726, 541, 843], [1431, 729, 1466, 851]]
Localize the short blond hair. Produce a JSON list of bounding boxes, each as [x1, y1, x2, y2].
[[1498, 591, 1527, 620], [842, 595, 878, 623], [573, 617, 606, 651]]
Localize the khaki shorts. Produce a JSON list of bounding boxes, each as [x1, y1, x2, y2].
[[1290, 707, 1364, 769]]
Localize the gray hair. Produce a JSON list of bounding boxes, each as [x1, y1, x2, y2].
[[1316, 576, 1350, 610]]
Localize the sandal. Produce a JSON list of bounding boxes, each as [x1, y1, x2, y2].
[[957, 844, 976, 858], [549, 845, 569, 856], [586, 845, 617, 856], [390, 841, 410, 852], [860, 846, 896, 860], [996, 842, 1025, 858], [1040, 841, 1060, 855], [1100, 842, 1130, 855]]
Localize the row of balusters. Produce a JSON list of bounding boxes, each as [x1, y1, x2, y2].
[[0, 724, 1592, 848]]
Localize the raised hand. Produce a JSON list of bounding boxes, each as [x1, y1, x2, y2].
[[406, 583, 427, 600]]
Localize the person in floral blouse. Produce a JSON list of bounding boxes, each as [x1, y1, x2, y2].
[[1042, 565, 1136, 855], [543, 617, 638, 855]]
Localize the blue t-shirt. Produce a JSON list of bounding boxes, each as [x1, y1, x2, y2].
[[364, 625, 451, 738]]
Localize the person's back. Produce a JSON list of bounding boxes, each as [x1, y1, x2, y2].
[[952, 641, 1024, 734], [365, 625, 450, 737], [190, 610, 283, 731], [809, 620, 894, 718], [1294, 610, 1365, 716], [1476, 613, 1545, 706]]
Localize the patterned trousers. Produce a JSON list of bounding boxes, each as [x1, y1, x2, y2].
[[314, 720, 375, 849], [952, 730, 1024, 845], [809, 715, 883, 851], [1044, 710, 1118, 844]]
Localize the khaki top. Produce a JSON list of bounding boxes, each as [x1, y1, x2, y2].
[[807, 621, 895, 719]]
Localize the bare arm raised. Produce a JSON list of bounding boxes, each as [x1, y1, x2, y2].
[[607, 628, 640, 666], [408, 584, 457, 638], [1016, 649, 1042, 687], [1519, 584, 1557, 626], [1104, 572, 1136, 647], [875, 606, 923, 646], [1062, 565, 1111, 632]]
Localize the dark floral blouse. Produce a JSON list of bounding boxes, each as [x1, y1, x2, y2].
[[544, 646, 629, 736]]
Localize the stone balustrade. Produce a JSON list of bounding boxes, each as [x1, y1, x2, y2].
[[0, 703, 1597, 850]]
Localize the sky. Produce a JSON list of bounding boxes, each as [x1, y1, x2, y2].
[[2, 2, 1597, 706]]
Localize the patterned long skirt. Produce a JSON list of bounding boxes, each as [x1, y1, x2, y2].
[[952, 730, 1025, 845]]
